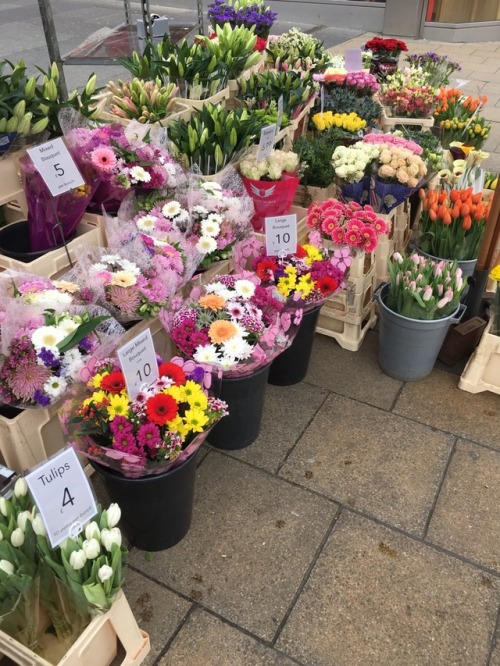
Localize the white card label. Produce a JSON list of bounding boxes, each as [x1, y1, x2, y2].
[[27, 137, 85, 197], [265, 214, 297, 256], [26, 448, 97, 548], [320, 86, 325, 114], [117, 328, 159, 400], [277, 95, 284, 130], [256, 124, 277, 162]]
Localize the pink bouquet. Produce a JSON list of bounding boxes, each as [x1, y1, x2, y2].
[[362, 133, 423, 155], [345, 71, 379, 96]]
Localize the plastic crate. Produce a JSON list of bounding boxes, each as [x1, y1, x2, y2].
[[459, 319, 500, 396], [325, 268, 375, 317], [0, 592, 150, 666], [316, 301, 377, 351], [0, 214, 104, 278], [373, 234, 395, 289], [381, 107, 434, 133], [293, 183, 336, 207]]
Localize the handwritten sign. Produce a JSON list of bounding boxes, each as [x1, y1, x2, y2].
[[117, 328, 159, 400], [256, 124, 277, 162], [27, 137, 85, 197]]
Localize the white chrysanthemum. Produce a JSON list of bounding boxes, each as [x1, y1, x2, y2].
[[193, 344, 221, 364], [129, 166, 151, 183], [24, 290, 73, 306], [200, 219, 220, 238], [193, 205, 208, 215], [102, 254, 121, 265], [221, 336, 253, 359], [196, 236, 218, 254], [31, 326, 66, 352], [234, 279, 255, 299], [162, 201, 182, 218], [219, 356, 237, 371], [117, 258, 141, 275], [136, 214, 157, 232], [205, 284, 234, 300], [89, 262, 107, 275], [57, 316, 80, 336], [43, 375, 68, 398], [207, 212, 223, 224]]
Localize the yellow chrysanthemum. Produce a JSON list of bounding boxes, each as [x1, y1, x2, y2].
[[106, 393, 129, 420], [183, 408, 209, 433], [89, 372, 105, 389], [186, 390, 208, 411], [304, 244, 322, 263], [284, 265, 297, 277], [489, 265, 500, 282], [166, 385, 186, 402], [296, 275, 315, 297], [183, 380, 206, 402], [90, 390, 107, 405], [169, 415, 190, 438]]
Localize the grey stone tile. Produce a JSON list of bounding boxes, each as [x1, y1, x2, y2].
[[280, 394, 454, 535], [159, 608, 298, 665], [306, 330, 403, 410], [277, 511, 499, 666], [129, 452, 337, 641], [427, 440, 500, 573], [222, 382, 328, 474], [393, 369, 500, 449], [123, 570, 191, 665], [490, 625, 500, 666]]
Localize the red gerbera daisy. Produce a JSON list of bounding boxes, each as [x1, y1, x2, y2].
[[317, 276, 338, 296], [295, 245, 307, 258], [158, 362, 186, 386], [145, 393, 178, 425], [101, 371, 126, 394], [255, 258, 277, 281]]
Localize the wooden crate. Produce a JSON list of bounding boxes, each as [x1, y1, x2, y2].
[[0, 593, 149, 666], [459, 319, 500, 396], [381, 107, 434, 133], [316, 301, 377, 351], [293, 183, 336, 207]]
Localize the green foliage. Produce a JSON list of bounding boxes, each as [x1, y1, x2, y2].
[[293, 135, 334, 188]]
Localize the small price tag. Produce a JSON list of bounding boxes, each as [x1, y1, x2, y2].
[[320, 86, 325, 114], [265, 214, 297, 256], [25, 448, 97, 548], [0, 132, 18, 157], [256, 124, 277, 162], [117, 328, 159, 400], [277, 95, 284, 130], [27, 137, 85, 197]]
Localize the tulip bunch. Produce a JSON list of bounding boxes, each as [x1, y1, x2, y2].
[[417, 187, 491, 261], [312, 111, 366, 134], [386, 252, 466, 320], [434, 88, 491, 149], [106, 78, 178, 124]]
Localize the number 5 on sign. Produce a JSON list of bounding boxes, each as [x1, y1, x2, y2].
[[265, 214, 298, 256], [117, 328, 159, 400]]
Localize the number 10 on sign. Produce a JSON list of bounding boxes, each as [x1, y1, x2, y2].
[[265, 214, 298, 256]]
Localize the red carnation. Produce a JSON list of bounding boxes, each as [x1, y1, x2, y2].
[[101, 371, 126, 394], [255, 37, 267, 52], [158, 362, 186, 386], [316, 276, 338, 296], [145, 393, 178, 425]]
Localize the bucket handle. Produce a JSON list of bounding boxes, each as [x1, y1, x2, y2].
[[450, 303, 466, 324]]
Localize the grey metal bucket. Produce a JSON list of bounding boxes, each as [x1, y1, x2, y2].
[[376, 283, 465, 381]]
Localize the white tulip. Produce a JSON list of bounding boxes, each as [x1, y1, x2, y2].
[[11, 528, 25, 547], [17, 510, 32, 532], [0, 560, 14, 575], [69, 550, 87, 571], [106, 504, 121, 529], [0, 499, 8, 517], [97, 565, 114, 583], [32, 514, 47, 537], [85, 521, 100, 541], [100, 527, 122, 552], [82, 538, 101, 560], [14, 478, 28, 498]]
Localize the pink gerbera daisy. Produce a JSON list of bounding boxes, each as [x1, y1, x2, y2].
[[359, 226, 378, 252], [90, 147, 117, 173], [331, 227, 345, 244]]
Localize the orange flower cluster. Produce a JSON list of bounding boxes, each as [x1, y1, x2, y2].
[[434, 87, 488, 119], [419, 187, 490, 230]]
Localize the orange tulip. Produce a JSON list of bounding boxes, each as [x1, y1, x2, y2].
[[462, 215, 472, 230], [450, 190, 460, 203], [451, 205, 461, 219], [460, 204, 470, 217], [429, 209, 437, 221], [442, 212, 452, 226], [418, 188, 426, 200], [471, 193, 482, 205]]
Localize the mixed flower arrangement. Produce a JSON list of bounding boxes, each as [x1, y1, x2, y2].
[[63, 356, 228, 477], [379, 68, 439, 118], [161, 273, 297, 376], [405, 51, 461, 88], [386, 252, 466, 320], [433, 88, 491, 149], [416, 186, 490, 261], [390, 129, 442, 174], [0, 273, 93, 307], [364, 37, 408, 56], [306, 199, 388, 253], [0, 304, 121, 408]]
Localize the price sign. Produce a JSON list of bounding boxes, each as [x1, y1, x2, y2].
[[256, 124, 277, 163], [265, 214, 297, 256], [25, 448, 97, 548], [117, 328, 159, 400], [277, 95, 284, 130], [27, 137, 85, 197], [344, 48, 362, 72]]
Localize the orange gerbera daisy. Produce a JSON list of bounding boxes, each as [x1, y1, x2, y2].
[[208, 320, 238, 344], [198, 294, 226, 311]]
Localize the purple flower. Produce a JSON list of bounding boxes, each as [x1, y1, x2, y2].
[[34, 390, 51, 406]]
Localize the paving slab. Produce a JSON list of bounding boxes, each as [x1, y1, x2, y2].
[[393, 369, 500, 449], [306, 330, 403, 410], [220, 381, 328, 474], [159, 608, 299, 665], [277, 511, 500, 666], [280, 394, 454, 535], [129, 452, 337, 641], [426, 439, 500, 573], [123, 570, 191, 665]]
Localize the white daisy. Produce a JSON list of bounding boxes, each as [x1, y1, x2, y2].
[[193, 344, 221, 364], [102, 254, 121, 265], [135, 214, 157, 232], [117, 259, 141, 275], [56, 317, 80, 336], [176, 209, 189, 224], [162, 201, 182, 218], [129, 166, 151, 183], [219, 356, 237, 371], [200, 219, 220, 238], [43, 376, 68, 398], [196, 236, 217, 254], [31, 326, 66, 352], [89, 262, 107, 275], [234, 279, 256, 299], [193, 205, 208, 215]]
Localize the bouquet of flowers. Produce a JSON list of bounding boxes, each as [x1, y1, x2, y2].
[[306, 199, 388, 253], [363, 132, 424, 156], [364, 37, 408, 79], [372, 144, 427, 212], [207, 0, 277, 39], [0, 301, 123, 408], [379, 68, 439, 118], [161, 273, 300, 377], [105, 78, 179, 125], [65, 123, 180, 213], [365, 37, 408, 58], [266, 28, 332, 73], [344, 71, 380, 96], [64, 245, 180, 322], [62, 356, 228, 477], [331, 142, 380, 203], [311, 111, 366, 137], [0, 271, 93, 307], [437, 144, 490, 191], [406, 52, 461, 88], [386, 252, 466, 320], [239, 148, 300, 231], [416, 186, 490, 261], [433, 88, 491, 149], [185, 174, 254, 269]]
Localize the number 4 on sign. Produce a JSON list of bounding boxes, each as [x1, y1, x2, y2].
[[62, 487, 75, 508]]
